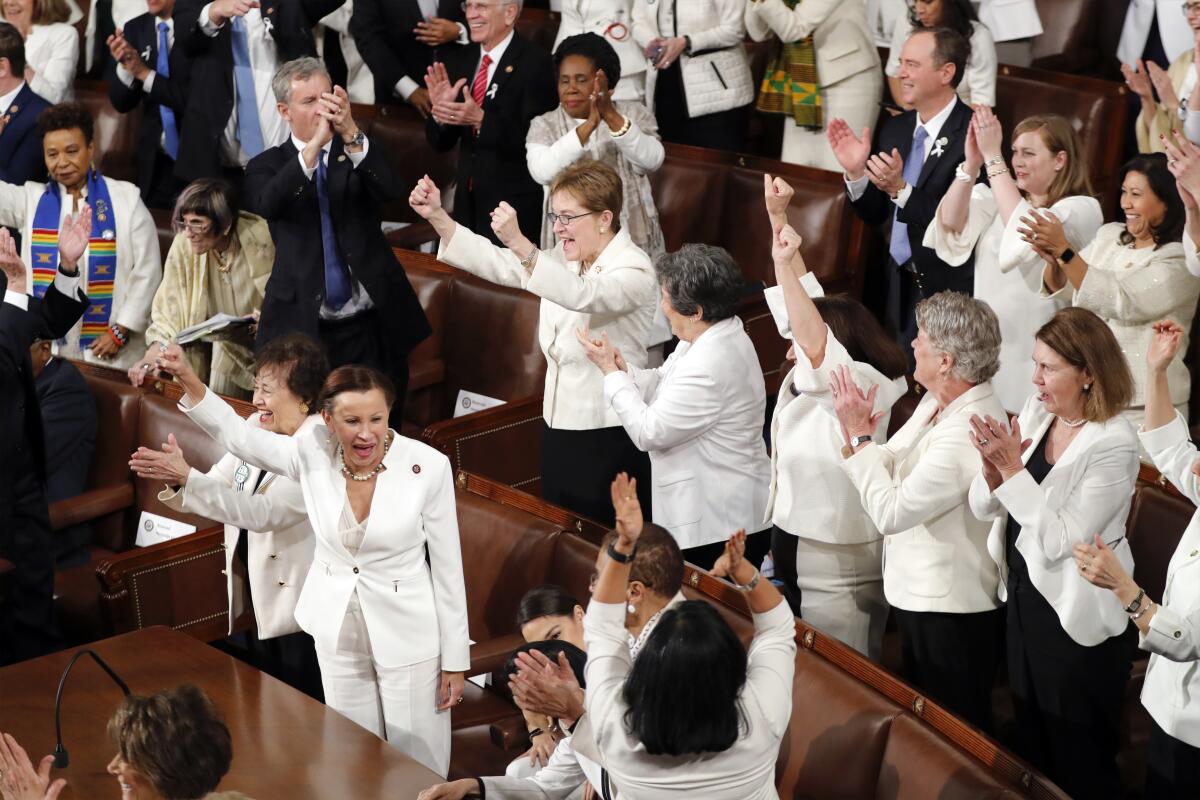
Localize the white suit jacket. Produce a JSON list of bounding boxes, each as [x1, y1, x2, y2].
[[603, 316, 771, 549], [744, 0, 881, 90], [159, 413, 319, 640], [183, 390, 471, 670], [438, 225, 657, 431], [1120, 0, 1193, 64], [842, 382, 1005, 613], [968, 396, 1139, 646], [978, 0, 1042, 42]]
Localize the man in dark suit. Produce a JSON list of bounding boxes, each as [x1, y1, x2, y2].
[[0, 22, 51, 187], [829, 26, 973, 358], [172, 0, 345, 185], [0, 216, 89, 666], [31, 333, 97, 568], [350, 0, 466, 116], [245, 57, 430, 429], [425, 0, 557, 245], [105, 0, 190, 208]]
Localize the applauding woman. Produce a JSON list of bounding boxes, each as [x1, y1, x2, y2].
[[927, 109, 1101, 413], [152, 346, 470, 777], [967, 307, 1138, 799], [410, 162, 656, 525]]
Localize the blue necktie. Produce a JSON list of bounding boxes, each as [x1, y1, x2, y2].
[[317, 155, 352, 309], [888, 125, 929, 268], [156, 21, 179, 159], [230, 16, 265, 159]]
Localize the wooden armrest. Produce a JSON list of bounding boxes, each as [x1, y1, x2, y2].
[[49, 483, 135, 531], [489, 714, 533, 752], [469, 633, 526, 677], [385, 222, 438, 250], [408, 357, 446, 392]]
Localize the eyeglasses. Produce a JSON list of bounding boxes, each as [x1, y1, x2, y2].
[[545, 210, 598, 226], [460, 1, 514, 12], [1184, 2, 1200, 14], [175, 218, 213, 235]]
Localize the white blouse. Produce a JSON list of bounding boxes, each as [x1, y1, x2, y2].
[[23, 23, 79, 103], [886, 19, 996, 107]]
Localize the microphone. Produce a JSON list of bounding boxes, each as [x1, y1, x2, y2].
[[52, 649, 132, 769]]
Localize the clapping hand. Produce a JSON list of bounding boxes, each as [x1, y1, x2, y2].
[[106, 30, 150, 80], [1148, 319, 1186, 375], [431, 81, 483, 129], [0, 226, 27, 294], [968, 414, 1031, 486], [709, 529, 747, 579], [510, 649, 585, 722], [58, 203, 91, 272], [424, 62, 461, 107], [1121, 59, 1153, 101], [0, 732, 65, 800], [1163, 129, 1200, 209], [865, 148, 906, 197], [763, 173, 795, 230], [1018, 209, 1069, 264], [972, 105, 1005, 164], [317, 86, 356, 140], [128, 433, 192, 486], [610, 472, 643, 545], [575, 326, 624, 374], [830, 365, 883, 448], [826, 118, 872, 180], [1147, 61, 1180, 112]]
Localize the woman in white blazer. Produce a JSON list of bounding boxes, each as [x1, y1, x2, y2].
[[409, 162, 657, 526], [129, 335, 328, 699], [762, 176, 908, 658], [1077, 319, 1200, 796], [978, 0, 1041, 67], [554, 0, 646, 101], [967, 307, 1138, 800], [744, 0, 882, 172], [578, 243, 771, 568], [1, 0, 79, 103], [927, 109, 1103, 413], [155, 350, 471, 778], [886, 0, 996, 108], [0, 103, 161, 370], [833, 291, 1006, 733]]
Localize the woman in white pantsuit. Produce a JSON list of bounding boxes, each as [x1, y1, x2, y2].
[[155, 349, 471, 778], [744, 0, 882, 172]]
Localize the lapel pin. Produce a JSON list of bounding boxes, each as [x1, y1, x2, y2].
[[412, 464, 421, 474], [8, 105, 16, 114], [505, 65, 513, 73], [337, 154, 347, 162]]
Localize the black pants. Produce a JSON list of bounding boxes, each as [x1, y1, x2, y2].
[[769, 526, 803, 617], [892, 607, 1004, 735], [143, 150, 186, 211], [682, 530, 771, 574], [540, 424, 651, 528], [318, 309, 409, 430], [1146, 716, 1200, 797], [653, 60, 749, 152], [1007, 581, 1134, 800], [0, 459, 61, 665]]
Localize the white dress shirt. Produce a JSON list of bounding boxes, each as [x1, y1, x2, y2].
[[845, 94, 958, 208], [199, 4, 290, 166], [3, 267, 81, 310], [0, 80, 24, 114]]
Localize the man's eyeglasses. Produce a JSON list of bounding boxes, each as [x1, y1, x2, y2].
[[545, 210, 598, 226]]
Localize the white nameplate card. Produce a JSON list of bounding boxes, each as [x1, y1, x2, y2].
[[453, 390, 505, 418], [135, 511, 197, 547]]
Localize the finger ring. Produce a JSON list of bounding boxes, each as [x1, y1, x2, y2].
[[456, 696, 464, 704], [1032, 233, 1038, 241], [979, 438, 989, 445]]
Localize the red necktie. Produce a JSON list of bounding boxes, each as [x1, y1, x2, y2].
[[472, 54, 492, 107]]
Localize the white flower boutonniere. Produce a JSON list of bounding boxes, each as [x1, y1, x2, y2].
[[931, 136, 949, 158]]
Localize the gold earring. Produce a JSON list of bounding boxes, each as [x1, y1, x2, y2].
[[299, 402, 310, 414]]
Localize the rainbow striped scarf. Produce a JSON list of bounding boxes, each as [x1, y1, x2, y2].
[[31, 170, 118, 346]]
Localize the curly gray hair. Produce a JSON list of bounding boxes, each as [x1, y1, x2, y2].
[[654, 244, 743, 323], [915, 292, 1001, 385]]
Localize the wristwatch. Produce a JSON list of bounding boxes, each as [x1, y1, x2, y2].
[[850, 434, 873, 449], [683, 35, 693, 55], [1058, 247, 1076, 264], [343, 129, 365, 149], [735, 568, 761, 591], [1124, 587, 1146, 614], [606, 541, 637, 564]]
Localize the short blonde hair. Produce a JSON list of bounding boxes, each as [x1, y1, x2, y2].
[[1035, 308, 1133, 422], [549, 159, 622, 233], [32, 0, 71, 25], [915, 292, 1001, 385]]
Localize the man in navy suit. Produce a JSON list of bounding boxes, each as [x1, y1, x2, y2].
[[0, 22, 51, 187], [105, 0, 190, 208]]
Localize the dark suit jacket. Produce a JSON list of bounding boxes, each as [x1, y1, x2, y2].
[[350, 0, 465, 103], [426, 33, 558, 243], [35, 357, 97, 566], [0, 83, 51, 186], [244, 139, 431, 360], [173, 0, 345, 182], [105, 12, 191, 200], [851, 98, 976, 298]]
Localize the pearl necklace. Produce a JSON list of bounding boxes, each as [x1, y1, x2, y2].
[[338, 432, 393, 481], [1055, 415, 1086, 429]]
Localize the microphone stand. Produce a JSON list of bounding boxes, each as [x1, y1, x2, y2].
[[52, 649, 132, 769]]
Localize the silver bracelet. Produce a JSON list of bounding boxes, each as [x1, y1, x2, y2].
[[735, 568, 761, 591]]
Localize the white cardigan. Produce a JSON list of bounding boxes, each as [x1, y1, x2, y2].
[[183, 390, 471, 670], [0, 176, 162, 369], [968, 396, 1139, 646], [554, 0, 647, 100], [603, 316, 771, 549], [842, 383, 1006, 613], [438, 225, 657, 431], [159, 413, 319, 640], [1139, 413, 1200, 747]]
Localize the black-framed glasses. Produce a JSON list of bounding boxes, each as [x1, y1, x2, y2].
[[545, 210, 598, 226]]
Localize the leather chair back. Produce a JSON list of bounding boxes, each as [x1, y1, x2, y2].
[[650, 147, 731, 252], [515, 8, 560, 55], [1127, 480, 1194, 605], [550, 528, 601, 602], [876, 714, 1026, 798], [363, 105, 459, 224], [74, 80, 141, 185], [81, 370, 142, 549], [1031, 0, 1099, 74]]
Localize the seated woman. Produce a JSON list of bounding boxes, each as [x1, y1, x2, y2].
[[577, 243, 771, 568], [581, 473, 795, 799], [527, 33, 666, 261], [409, 162, 657, 526], [1125, 11, 1200, 152], [153, 348, 470, 778], [833, 291, 1006, 733], [0, 102, 161, 370], [0, 683, 252, 800], [1077, 319, 1200, 796], [885, 0, 995, 109], [1024, 153, 1197, 429], [763, 175, 908, 657], [968, 307, 1138, 799], [128, 179, 274, 399], [927, 109, 1102, 413], [553, 0, 646, 101], [0, 0, 78, 103], [128, 334, 328, 700]]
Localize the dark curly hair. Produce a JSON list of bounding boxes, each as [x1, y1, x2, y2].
[[253, 333, 330, 411], [554, 32, 622, 89], [1117, 153, 1185, 248], [37, 102, 94, 143]]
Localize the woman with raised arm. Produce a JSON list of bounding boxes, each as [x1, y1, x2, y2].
[[762, 174, 907, 658], [409, 161, 656, 526], [1076, 319, 1200, 796], [967, 307, 1138, 799], [926, 108, 1102, 412], [151, 345, 469, 778]]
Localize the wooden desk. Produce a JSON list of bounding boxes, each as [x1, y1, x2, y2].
[[0, 627, 444, 799]]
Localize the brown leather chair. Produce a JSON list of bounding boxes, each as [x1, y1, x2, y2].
[[73, 79, 142, 185], [514, 7, 560, 55], [1031, 0, 1102, 75]]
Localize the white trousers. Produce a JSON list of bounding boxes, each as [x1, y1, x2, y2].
[[795, 537, 889, 662], [779, 67, 883, 172], [315, 594, 451, 776]]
